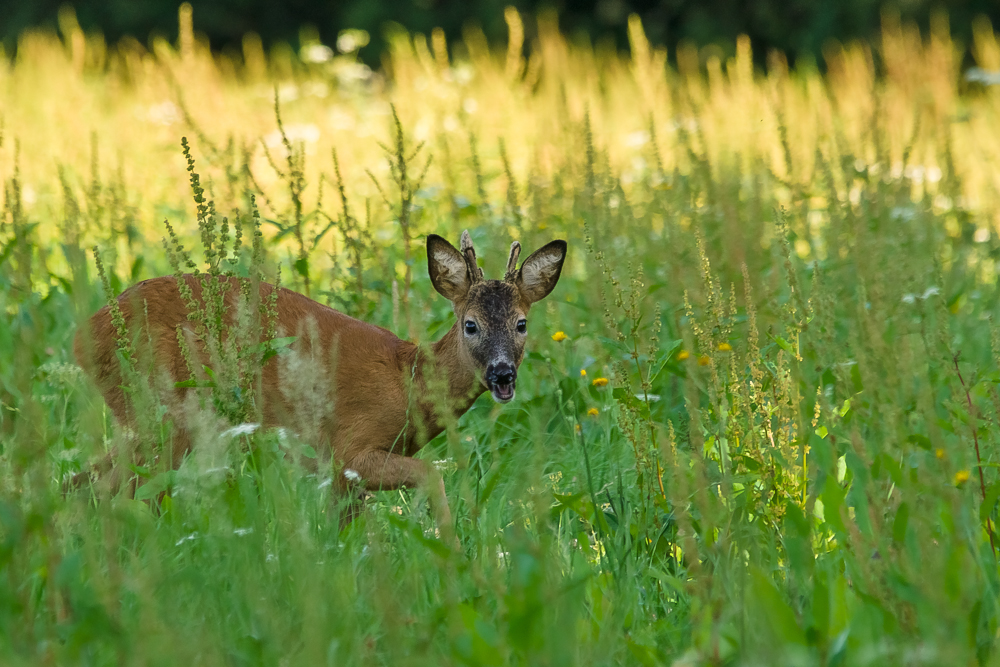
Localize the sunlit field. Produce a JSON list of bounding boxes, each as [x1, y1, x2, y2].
[[4, 4, 1000, 664]]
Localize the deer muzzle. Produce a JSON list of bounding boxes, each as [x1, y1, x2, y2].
[[485, 362, 517, 403]]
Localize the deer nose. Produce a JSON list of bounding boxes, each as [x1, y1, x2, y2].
[[485, 362, 517, 386]]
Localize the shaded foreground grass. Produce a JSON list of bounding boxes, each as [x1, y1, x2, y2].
[[3, 7, 1000, 665]]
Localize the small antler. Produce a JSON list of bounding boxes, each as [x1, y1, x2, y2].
[[503, 241, 521, 282], [460, 229, 483, 282]]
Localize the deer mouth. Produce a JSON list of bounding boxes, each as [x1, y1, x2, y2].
[[488, 380, 515, 403], [485, 362, 517, 403]]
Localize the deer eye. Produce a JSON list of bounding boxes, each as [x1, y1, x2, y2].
[[516, 319, 527, 334], [464, 320, 478, 335]]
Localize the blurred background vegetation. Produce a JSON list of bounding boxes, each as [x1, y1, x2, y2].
[[3, 0, 1000, 661], [4, 0, 1000, 68]]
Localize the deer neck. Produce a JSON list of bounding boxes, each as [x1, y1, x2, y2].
[[428, 322, 483, 414], [403, 323, 484, 442]]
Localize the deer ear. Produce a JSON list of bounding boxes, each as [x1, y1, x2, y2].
[[427, 234, 471, 302], [516, 240, 567, 304]]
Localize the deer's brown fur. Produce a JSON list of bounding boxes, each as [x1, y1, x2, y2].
[[74, 231, 567, 537]]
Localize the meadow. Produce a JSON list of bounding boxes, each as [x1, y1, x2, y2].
[[2, 5, 1000, 664]]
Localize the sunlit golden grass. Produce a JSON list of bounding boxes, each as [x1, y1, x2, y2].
[[4, 9, 999, 269]]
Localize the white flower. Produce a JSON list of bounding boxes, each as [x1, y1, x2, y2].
[[433, 459, 456, 472], [328, 107, 355, 131], [904, 165, 925, 183], [301, 44, 333, 64], [221, 423, 259, 438], [890, 207, 915, 221], [335, 63, 372, 86], [336, 29, 370, 54], [147, 101, 181, 126], [966, 68, 1000, 86], [903, 286, 940, 305], [276, 84, 298, 102], [343, 469, 361, 482], [264, 124, 320, 149], [453, 65, 474, 85], [302, 81, 329, 98], [626, 130, 649, 148]]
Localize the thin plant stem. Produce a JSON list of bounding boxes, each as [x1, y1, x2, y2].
[[953, 352, 997, 559]]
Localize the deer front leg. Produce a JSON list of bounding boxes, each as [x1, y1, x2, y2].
[[344, 450, 455, 546]]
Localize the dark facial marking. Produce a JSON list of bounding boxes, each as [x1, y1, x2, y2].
[[462, 280, 526, 375], [466, 280, 520, 328]]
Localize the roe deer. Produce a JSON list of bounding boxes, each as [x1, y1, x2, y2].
[[75, 230, 567, 538]]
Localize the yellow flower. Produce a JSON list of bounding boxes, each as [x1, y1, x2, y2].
[[717, 342, 732, 351], [574, 424, 582, 434], [954, 469, 971, 485], [580, 369, 587, 376], [592, 377, 609, 387], [587, 407, 600, 417], [677, 350, 690, 361], [935, 448, 945, 460], [697, 355, 711, 366], [552, 331, 568, 342]]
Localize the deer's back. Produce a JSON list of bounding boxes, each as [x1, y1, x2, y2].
[[75, 275, 415, 462]]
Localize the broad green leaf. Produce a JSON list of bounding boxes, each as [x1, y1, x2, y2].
[[751, 569, 806, 646], [981, 482, 1000, 524], [135, 470, 177, 501], [893, 502, 910, 544]]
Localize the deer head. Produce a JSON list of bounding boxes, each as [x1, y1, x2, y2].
[[427, 230, 567, 403]]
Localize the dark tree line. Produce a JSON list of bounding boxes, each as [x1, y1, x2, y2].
[[3, 0, 998, 68]]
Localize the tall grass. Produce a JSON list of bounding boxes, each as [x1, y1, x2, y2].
[[2, 4, 1000, 664]]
